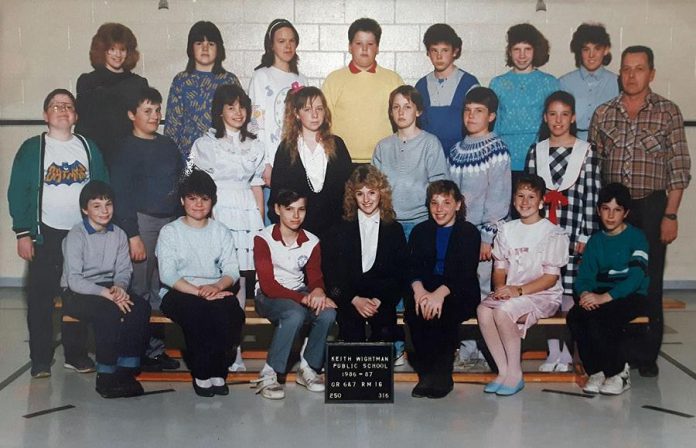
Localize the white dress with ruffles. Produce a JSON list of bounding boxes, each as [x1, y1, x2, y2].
[[481, 218, 569, 337], [189, 129, 265, 270]]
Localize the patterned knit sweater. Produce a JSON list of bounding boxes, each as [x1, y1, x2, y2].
[[447, 132, 511, 244]]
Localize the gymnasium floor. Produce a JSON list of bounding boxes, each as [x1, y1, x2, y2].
[[1, 288, 695, 448]]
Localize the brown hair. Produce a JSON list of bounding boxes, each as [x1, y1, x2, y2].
[[505, 23, 550, 68], [89, 23, 140, 71], [343, 165, 396, 223], [280, 86, 335, 164], [426, 180, 466, 221]]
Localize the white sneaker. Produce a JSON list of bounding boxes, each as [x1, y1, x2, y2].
[[251, 372, 285, 399], [600, 371, 631, 396], [296, 367, 325, 392], [539, 359, 558, 372], [228, 361, 247, 373], [394, 352, 407, 366], [553, 362, 573, 373], [582, 372, 605, 394]]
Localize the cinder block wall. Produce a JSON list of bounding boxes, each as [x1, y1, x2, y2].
[[1, 0, 695, 285]]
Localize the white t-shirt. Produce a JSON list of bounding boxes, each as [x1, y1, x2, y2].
[[248, 66, 308, 165], [41, 135, 90, 230]]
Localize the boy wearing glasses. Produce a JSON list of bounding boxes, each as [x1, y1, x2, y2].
[[8, 88, 109, 378]]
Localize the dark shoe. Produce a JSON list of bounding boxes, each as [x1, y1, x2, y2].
[[64, 357, 96, 373], [142, 353, 180, 371], [211, 383, 229, 396], [639, 362, 659, 377], [117, 372, 144, 397], [411, 380, 429, 398], [31, 366, 52, 379], [140, 356, 163, 372], [192, 380, 215, 397], [96, 373, 125, 398], [427, 374, 454, 399]]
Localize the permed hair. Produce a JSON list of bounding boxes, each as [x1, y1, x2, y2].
[[622, 45, 655, 70], [342, 165, 396, 223], [348, 18, 382, 44], [538, 90, 578, 141], [275, 189, 306, 207], [515, 174, 546, 198], [79, 180, 114, 211], [211, 84, 256, 141], [388, 85, 424, 131], [422, 23, 462, 59], [569, 23, 612, 68], [128, 86, 163, 114], [89, 23, 140, 72], [179, 169, 218, 207], [186, 21, 227, 74], [597, 182, 632, 211], [426, 180, 466, 221], [505, 23, 550, 68], [281, 86, 335, 165], [43, 89, 76, 112], [255, 19, 300, 74]]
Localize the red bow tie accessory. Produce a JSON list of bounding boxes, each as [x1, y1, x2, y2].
[[543, 190, 568, 225]]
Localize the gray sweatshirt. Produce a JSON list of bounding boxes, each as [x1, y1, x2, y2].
[[61, 220, 132, 296], [372, 130, 448, 224]]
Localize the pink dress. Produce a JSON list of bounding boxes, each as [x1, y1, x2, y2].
[[481, 218, 569, 337]]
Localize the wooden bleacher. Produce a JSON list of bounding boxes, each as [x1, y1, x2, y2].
[[57, 298, 685, 384]]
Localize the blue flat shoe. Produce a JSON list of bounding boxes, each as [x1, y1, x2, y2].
[[484, 381, 502, 393], [496, 380, 524, 396]]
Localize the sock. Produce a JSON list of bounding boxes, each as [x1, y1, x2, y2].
[[195, 378, 212, 388], [237, 276, 246, 309], [558, 343, 573, 364], [299, 337, 309, 369], [233, 346, 245, 366], [458, 340, 477, 360], [210, 377, 225, 387], [546, 338, 561, 361], [260, 363, 275, 377]]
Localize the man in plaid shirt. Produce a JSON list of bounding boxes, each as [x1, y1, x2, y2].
[[589, 45, 691, 378]]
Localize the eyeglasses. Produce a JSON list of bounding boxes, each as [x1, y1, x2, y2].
[[49, 103, 75, 112]]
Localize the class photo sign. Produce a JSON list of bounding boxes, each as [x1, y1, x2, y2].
[[325, 342, 394, 404]]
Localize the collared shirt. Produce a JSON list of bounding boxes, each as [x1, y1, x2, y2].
[[348, 61, 377, 74], [559, 66, 619, 140], [82, 216, 114, 234], [358, 209, 380, 273], [297, 136, 328, 192], [589, 91, 691, 199], [425, 68, 466, 107]]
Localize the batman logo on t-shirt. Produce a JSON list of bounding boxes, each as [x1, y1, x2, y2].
[[44, 161, 88, 186]]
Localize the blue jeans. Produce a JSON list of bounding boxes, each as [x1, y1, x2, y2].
[[255, 291, 336, 373]]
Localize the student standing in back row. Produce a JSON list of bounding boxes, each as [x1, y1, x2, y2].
[[322, 18, 404, 163], [165, 21, 241, 159], [416, 24, 479, 155], [249, 19, 308, 223], [490, 23, 558, 213]]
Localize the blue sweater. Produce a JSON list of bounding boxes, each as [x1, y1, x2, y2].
[[489, 70, 559, 170], [416, 69, 479, 155], [111, 134, 185, 238]]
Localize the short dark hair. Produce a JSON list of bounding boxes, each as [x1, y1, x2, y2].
[[423, 23, 462, 59], [569, 23, 612, 68], [128, 87, 162, 114], [43, 89, 76, 112], [211, 84, 256, 141], [426, 180, 466, 221], [275, 189, 306, 207], [505, 23, 550, 68], [465, 87, 498, 114], [598, 183, 632, 211], [515, 174, 546, 198], [79, 180, 114, 211], [256, 19, 300, 74], [186, 21, 227, 74], [348, 18, 382, 44], [178, 169, 217, 206], [538, 90, 577, 141], [89, 23, 140, 72], [622, 45, 654, 70], [388, 85, 423, 131]]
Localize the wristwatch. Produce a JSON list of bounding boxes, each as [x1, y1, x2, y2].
[[664, 213, 678, 221], [517, 286, 524, 297]]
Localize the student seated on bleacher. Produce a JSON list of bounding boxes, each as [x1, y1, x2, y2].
[[156, 169, 246, 398], [61, 180, 150, 398], [252, 189, 337, 400], [406, 180, 481, 399], [322, 165, 407, 344], [567, 183, 648, 396], [478, 174, 569, 397]]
